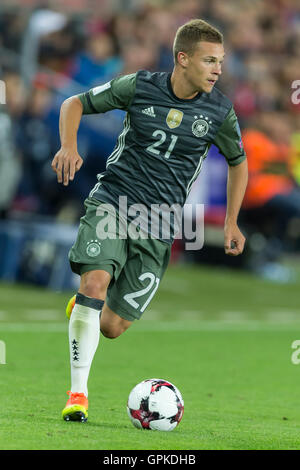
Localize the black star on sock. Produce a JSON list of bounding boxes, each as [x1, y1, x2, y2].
[[72, 350, 79, 360], [72, 339, 79, 361]]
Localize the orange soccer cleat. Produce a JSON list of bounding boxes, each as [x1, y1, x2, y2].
[[62, 391, 88, 422], [66, 295, 76, 319]]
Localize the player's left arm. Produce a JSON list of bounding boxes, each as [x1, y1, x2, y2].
[[224, 159, 248, 256], [212, 106, 248, 256]]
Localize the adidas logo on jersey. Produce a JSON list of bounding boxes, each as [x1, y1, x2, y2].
[[142, 106, 156, 117]]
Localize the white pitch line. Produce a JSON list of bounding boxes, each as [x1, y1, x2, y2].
[[1, 320, 300, 333], [0, 311, 8, 320], [266, 311, 300, 323], [0, 309, 64, 322], [136, 321, 300, 332], [0, 322, 67, 332], [22, 309, 62, 321], [218, 311, 250, 323]]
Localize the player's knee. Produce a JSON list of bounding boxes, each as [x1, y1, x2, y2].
[[100, 304, 132, 339], [79, 271, 110, 300], [100, 324, 124, 339], [100, 318, 131, 339]]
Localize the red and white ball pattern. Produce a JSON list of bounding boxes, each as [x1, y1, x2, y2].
[[127, 378, 184, 431]]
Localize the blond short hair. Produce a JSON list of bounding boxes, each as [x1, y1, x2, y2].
[[173, 19, 223, 63]]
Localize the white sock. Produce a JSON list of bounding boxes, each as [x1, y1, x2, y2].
[[69, 294, 104, 397]]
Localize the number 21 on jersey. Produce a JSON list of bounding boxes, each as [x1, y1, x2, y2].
[[146, 130, 178, 160]]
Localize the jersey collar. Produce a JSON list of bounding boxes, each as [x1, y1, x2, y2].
[[167, 73, 203, 103]]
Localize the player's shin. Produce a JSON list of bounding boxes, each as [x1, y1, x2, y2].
[[69, 293, 104, 397]]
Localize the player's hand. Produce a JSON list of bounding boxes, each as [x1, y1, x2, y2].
[[51, 147, 83, 186], [224, 221, 245, 256]]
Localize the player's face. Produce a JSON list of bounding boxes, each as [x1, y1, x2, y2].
[[185, 41, 225, 93]]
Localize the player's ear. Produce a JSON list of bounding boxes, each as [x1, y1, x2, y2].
[[177, 51, 189, 68]]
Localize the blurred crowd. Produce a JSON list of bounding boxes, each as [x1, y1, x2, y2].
[[0, 0, 300, 277]]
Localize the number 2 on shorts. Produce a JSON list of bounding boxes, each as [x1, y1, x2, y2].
[[123, 272, 160, 313]]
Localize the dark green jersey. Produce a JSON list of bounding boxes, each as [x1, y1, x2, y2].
[[78, 70, 246, 243]]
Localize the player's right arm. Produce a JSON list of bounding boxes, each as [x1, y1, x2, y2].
[[51, 96, 84, 186], [52, 73, 136, 186]]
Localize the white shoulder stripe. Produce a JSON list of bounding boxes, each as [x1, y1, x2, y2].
[[92, 81, 111, 95]]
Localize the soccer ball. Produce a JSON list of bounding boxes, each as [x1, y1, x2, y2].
[[127, 378, 184, 431]]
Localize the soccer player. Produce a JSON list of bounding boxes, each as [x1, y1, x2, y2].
[[51, 19, 248, 422]]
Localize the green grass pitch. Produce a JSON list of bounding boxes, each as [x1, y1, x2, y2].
[[0, 263, 300, 450]]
